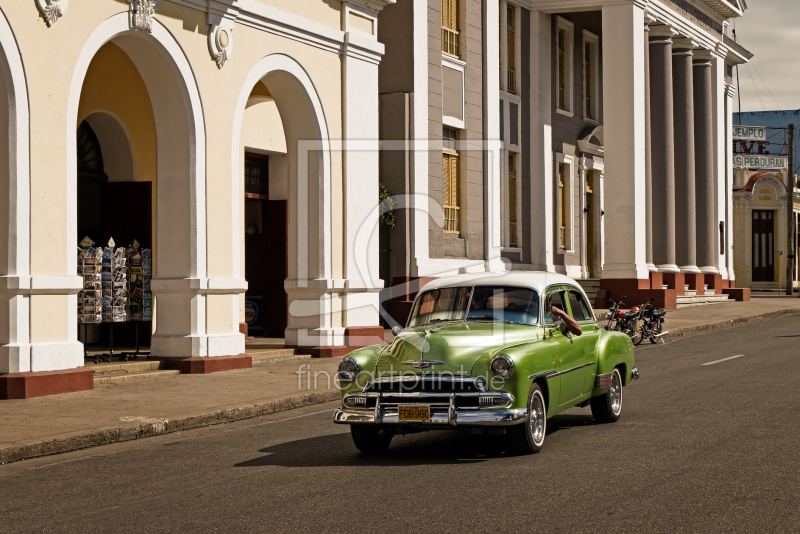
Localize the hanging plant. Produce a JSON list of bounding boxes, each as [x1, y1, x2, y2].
[[379, 183, 397, 228]]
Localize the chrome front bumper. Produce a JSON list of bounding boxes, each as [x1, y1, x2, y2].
[[333, 391, 527, 427]]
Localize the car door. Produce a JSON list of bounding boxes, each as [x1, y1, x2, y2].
[[565, 288, 602, 396], [544, 288, 585, 407]]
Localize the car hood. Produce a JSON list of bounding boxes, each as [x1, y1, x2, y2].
[[375, 321, 538, 376]]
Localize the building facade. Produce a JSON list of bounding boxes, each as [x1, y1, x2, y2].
[[731, 110, 800, 289], [0, 0, 393, 396], [378, 0, 750, 321]]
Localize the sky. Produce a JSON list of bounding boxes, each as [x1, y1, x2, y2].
[[732, 0, 800, 112]]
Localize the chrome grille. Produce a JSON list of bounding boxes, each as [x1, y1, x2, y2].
[[363, 376, 486, 394]]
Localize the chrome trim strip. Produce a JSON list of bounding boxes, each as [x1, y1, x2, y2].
[[333, 408, 528, 426], [528, 369, 557, 380], [528, 361, 594, 380]]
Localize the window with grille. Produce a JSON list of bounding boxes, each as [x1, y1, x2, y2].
[[508, 153, 518, 247], [584, 42, 592, 119], [442, 0, 459, 57], [245, 154, 269, 196], [442, 127, 460, 234], [507, 6, 516, 94], [558, 162, 567, 249]]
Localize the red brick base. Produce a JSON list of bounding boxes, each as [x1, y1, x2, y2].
[[686, 273, 705, 296], [239, 322, 248, 340], [0, 368, 94, 400], [704, 274, 724, 295], [722, 288, 750, 301], [155, 354, 253, 374], [595, 277, 678, 311], [309, 326, 387, 358]]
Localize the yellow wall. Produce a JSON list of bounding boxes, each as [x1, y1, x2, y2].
[[4, 0, 347, 344], [77, 42, 156, 185]]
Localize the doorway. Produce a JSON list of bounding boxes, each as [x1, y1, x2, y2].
[[585, 170, 597, 278], [752, 210, 774, 282], [244, 153, 287, 337]]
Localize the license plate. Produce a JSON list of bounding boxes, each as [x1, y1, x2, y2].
[[398, 405, 430, 422]]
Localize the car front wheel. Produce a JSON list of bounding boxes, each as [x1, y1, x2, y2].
[[590, 367, 622, 423], [507, 383, 547, 454], [350, 425, 392, 453]]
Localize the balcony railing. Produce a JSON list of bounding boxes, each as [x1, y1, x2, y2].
[[507, 69, 516, 94], [444, 205, 460, 234], [442, 27, 460, 58]]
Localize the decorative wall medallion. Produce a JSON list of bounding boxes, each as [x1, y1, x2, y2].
[[128, 0, 159, 32], [35, 0, 69, 27], [208, 22, 234, 69]]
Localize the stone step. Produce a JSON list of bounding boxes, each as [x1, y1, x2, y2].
[[577, 279, 601, 301], [676, 294, 733, 308], [248, 348, 311, 364], [94, 369, 180, 385], [85, 360, 163, 376]]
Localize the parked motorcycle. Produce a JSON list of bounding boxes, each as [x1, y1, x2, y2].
[[636, 297, 668, 345], [604, 297, 641, 343]]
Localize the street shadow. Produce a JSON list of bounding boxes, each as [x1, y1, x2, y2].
[[235, 414, 597, 468]]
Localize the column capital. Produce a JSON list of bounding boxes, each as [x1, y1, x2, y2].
[[672, 37, 699, 51], [648, 24, 680, 39]]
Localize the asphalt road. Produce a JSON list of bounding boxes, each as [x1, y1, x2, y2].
[[2, 315, 799, 533]]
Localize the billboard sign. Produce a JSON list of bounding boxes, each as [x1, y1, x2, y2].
[[733, 154, 787, 169], [733, 125, 766, 140]]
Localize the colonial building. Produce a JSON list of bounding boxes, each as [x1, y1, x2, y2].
[[729, 111, 800, 290], [0, 0, 393, 397], [378, 0, 751, 322]]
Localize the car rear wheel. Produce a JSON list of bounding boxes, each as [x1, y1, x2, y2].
[[590, 368, 622, 424], [350, 425, 392, 453], [507, 384, 546, 454]]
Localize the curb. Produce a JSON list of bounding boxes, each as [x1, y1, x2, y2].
[[660, 306, 800, 342], [0, 389, 340, 465]]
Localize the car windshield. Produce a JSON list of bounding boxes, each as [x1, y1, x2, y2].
[[408, 286, 472, 326], [466, 286, 540, 325], [408, 285, 540, 326]]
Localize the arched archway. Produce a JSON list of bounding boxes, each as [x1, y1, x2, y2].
[[0, 8, 31, 374], [67, 13, 212, 359], [233, 54, 333, 347]]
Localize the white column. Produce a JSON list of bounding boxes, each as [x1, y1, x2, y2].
[[725, 83, 737, 281], [484, 0, 503, 271], [600, 3, 649, 280], [341, 31, 382, 329], [529, 9, 554, 272], [711, 51, 728, 278], [410, 0, 429, 276]]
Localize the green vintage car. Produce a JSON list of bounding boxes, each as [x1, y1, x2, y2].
[[333, 272, 639, 454]]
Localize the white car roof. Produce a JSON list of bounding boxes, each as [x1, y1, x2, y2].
[[419, 271, 585, 296]]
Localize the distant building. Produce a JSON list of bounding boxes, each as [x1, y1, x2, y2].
[[731, 111, 800, 288]]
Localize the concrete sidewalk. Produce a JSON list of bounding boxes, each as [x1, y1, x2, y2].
[[2, 297, 800, 464]]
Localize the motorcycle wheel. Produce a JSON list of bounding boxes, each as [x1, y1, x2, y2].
[[634, 324, 646, 346], [649, 321, 662, 344]]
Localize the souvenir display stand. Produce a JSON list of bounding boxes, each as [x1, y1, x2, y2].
[[78, 237, 152, 363]]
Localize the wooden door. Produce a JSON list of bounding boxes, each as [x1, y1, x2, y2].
[[586, 171, 596, 277], [752, 210, 774, 282]]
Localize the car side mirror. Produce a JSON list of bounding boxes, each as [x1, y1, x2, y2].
[[558, 320, 567, 334], [391, 325, 402, 335]]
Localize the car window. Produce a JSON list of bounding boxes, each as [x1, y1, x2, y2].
[[543, 290, 566, 324], [567, 289, 594, 322], [408, 287, 472, 326], [467, 286, 540, 325]]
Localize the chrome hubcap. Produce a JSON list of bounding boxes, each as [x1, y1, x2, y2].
[[529, 392, 545, 445], [610, 371, 622, 415]]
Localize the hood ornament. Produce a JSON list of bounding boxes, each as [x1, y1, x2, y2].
[[402, 326, 445, 369]]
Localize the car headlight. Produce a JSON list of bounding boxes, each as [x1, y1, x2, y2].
[[338, 357, 359, 382], [605, 311, 612, 319], [490, 354, 514, 379]]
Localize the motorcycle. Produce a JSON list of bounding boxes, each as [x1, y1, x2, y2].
[[604, 297, 641, 343], [636, 297, 668, 345]]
